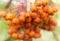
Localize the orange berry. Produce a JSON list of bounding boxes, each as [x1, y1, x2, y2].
[[35, 0, 42, 6], [40, 13, 48, 18], [49, 18, 57, 26], [5, 14, 15, 20], [30, 12, 37, 18], [52, 20, 57, 26], [53, 7, 58, 12], [20, 11, 26, 17], [30, 5, 37, 12], [34, 17, 41, 23], [41, 0, 48, 5], [8, 29, 13, 35], [25, 13, 32, 22], [12, 18, 20, 24], [19, 16, 25, 22], [43, 6, 48, 12], [10, 25, 21, 30], [18, 34, 24, 40], [7, 20, 12, 26], [49, 25, 55, 30], [47, 7, 54, 14], [12, 33, 18, 39], [8, 28, 17, 35], [34, 33, 41, 38], [29, 31, 35, 37], [25, 12, 31, 17], [36, 0, 48, 6], [38, 9, 43, 14]]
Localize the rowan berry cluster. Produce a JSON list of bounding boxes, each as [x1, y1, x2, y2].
[[1, 0, 58, 41]]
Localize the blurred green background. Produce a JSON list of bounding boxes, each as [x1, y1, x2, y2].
[[0, 0, 60, 41]]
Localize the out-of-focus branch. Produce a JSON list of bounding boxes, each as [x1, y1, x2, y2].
[[5, 0, 12, 8]]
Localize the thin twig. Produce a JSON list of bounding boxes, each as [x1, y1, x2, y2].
[[5, 0, 12, 8]]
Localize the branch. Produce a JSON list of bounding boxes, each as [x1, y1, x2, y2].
[[5, 0, 12, 8]]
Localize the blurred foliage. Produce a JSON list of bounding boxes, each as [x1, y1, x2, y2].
[[0, 0, 60, 41]]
